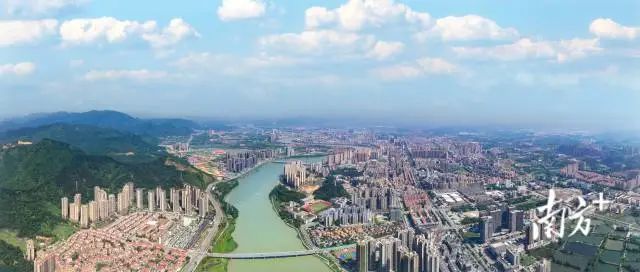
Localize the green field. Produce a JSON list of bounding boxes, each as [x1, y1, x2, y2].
[[195, 257, 228, 272], [211, 219, 238, 253], [527, 217, 635, 271], [0, 229, 24, 251], [310, 201, 331, 213]]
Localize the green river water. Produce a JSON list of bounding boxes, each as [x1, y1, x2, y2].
[[225, 157, 332, 272]]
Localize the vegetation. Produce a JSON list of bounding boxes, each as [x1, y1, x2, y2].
[[0, 110, 199, 137], [195, 257, 228, 272], [451, 204, 475, 212], [332, 167, 362, 178], [211, 219, 238, 253], [210, 179, 240, 254], [0, 240, 32, 272], [0, 139, 210, 237], [0, 124, 164, 163], [460, 217, 482, 225], [314, 175, 349, 201], [270, 184, 306, 204]]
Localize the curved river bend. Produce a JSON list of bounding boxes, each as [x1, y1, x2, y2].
[[225, 157, 331, 272]]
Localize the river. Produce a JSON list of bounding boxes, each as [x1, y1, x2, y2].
[[225, 156, 332, 272]]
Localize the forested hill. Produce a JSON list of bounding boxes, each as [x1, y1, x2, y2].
[[0, 139, 213, 237], [0, 123, 163, 163], [0, 110, 200, 137]]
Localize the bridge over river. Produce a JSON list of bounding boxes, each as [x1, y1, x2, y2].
[[205, 244, 355, 259]]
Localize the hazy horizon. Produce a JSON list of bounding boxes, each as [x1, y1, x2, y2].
[[2, 0, 639, 131]]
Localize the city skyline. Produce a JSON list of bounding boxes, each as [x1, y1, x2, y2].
[[1, 0, 640, 130]]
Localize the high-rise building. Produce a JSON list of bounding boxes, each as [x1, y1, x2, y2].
[[136, 188, 144, 210], [88, 201, 98, 222], [148, 191, 155, 212], [80, 204, 89, 228], [159, 189, 167, 212], [108, 194, 116, 216], [535, 258, 551, 272], [34, 254, 56, 272], [25, 239, 35, 261], [284, 161, 307, 188], [61, 197, 69, 219], [506, 248, 520, 267], [356, 239, 369, 272], [117, 192, 127, 215], [99, 199, 108, 220], [480, 216, 493, 244], [69, 203, 79, 223], [73, 193, 81, 220], [425, 249, 440, 272], [199, 194, 209, 217], [182, 189, 192, 214], [172, 188, 181, 213]]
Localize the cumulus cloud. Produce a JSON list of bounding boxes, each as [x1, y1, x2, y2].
[[0, 62, 36, 76], [373, 57, 457, 80], [59, 17, 157, 45], [416, 15, 518, 42], [0, 19, 58, 47], [59, 17, 197, 49], [217, 0, 266, 21], [84, 69, 168, 81], [416, 57, 457, 74], [259, 29, 374, 55], [305, 0, 430, 31], [453, 38, 601, 62], [142, 18, 199, 48], [589, 18, 639, 40], [2, 0, 87, 16], [366, 40, 404, 60]]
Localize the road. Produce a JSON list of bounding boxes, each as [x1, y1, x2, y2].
[[204, 244, 355, 259], [181, 181, 225, 272]]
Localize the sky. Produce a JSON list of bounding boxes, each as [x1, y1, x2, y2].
[[1, 0, 639, 130]]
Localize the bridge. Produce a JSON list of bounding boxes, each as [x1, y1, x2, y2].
[[205, 244, 355, 259]]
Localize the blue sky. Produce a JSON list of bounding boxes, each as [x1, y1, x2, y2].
[[1, 0, 639, 130]]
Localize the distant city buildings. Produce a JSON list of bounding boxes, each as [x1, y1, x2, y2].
[[356, 229, 441, 272], [284, 161, 307, 188]]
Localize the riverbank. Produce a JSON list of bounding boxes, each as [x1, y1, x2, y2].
[[269, 184, 346, 272], [203, 155, 331, 272]]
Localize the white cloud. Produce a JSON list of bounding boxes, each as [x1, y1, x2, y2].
[[259, 29, 374, 55], [142, 18, 199, 48], [0, 19, 58, 47], [2, 0, 87, 16], [84, 69, 168, 81], [416, 57, 457, 74], [417, 15, 518, 42], [174, 52, 303, 76], [305, 0, 430, 31], [0, 62, 36, 76], [59, 17, 197, 49], [217, 0, 266, 21], [589, 18, 639, 40], [372, 64, 422, 80], [453, 38, 601, 62], [59, 17, 157, 45], [373, 57, 457, 80], [366, 40, 404, 60]]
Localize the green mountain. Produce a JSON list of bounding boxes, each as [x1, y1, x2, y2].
[[0, 110, 200, 137], [0, 139, 213, 237], [0, 124, 163, 163]]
